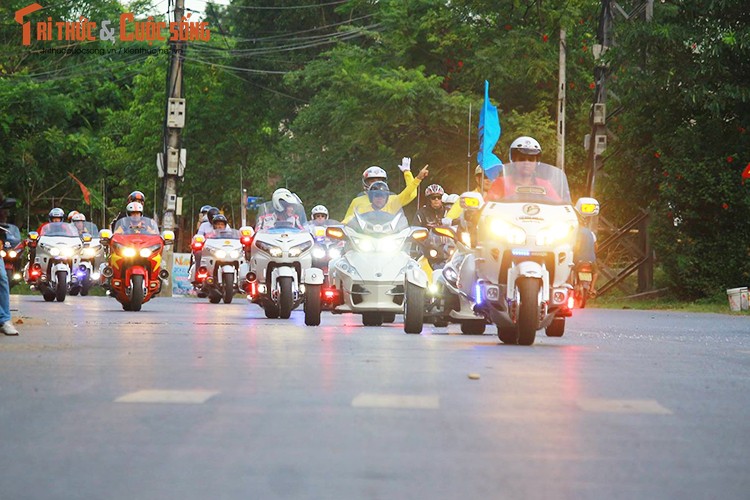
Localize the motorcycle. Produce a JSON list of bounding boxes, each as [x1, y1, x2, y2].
[[99, 216, 174, 311], [191, 226, 253, 304], [1, 223, 24, 290], [70, 221, 103, 296], [414, 228, 456, 327], [308, 221, 345, 311], [246, 199, 323, 321], [324, 191, 429, 333], [25, 222, 82, 302], [444, 162, 599, 345]]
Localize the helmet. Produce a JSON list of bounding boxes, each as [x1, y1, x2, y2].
[[67, 210, 80, 222], [126, 202, 143, 215], [444, 193, 459, 206], [474, 165, 485, 176], [272, 188, 299, 212], [127, 191, 146, 204], [424, 184, 445, 198], [207, 207, 220, 223], [310, 205, 329, 219], [199, 204, 212, 214], [211, 214, 228, 227], [509, 136, 542, 162], [71, 213, 86, 222], [49, 207, 65, 222], [367, 181, 390, 202], [362, 166, 388, 190]]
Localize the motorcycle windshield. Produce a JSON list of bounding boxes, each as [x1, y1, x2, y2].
[[113, 216, 160, 235], [349, 191, 409, 235], [255, 198, 308, 232], [1, 224, 21, 247], [73, 221, 99, 236], [488, 162, 572, 205], [205, 228, 240, 240], [40, 222, 81, 238]]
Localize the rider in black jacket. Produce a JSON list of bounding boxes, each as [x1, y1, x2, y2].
[[413, 184, 447, 228]]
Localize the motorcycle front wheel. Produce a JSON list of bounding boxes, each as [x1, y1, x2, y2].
[[403, 281, 424, 334], [304, 284, 321, 326], [55, 271, 67, 302], [130, 274, 144, 312], [278, 276, 294, 319], [223, 272, 234, 304], [516, 277, 541, 346]]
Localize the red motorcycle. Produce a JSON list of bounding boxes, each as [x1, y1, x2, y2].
[[99, 216, 174, 311]]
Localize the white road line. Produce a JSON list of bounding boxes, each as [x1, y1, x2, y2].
[[351, 393, 440, 410], [115, 389, 218, 404], [577, 398, 672, 415]]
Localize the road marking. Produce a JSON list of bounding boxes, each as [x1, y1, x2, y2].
[[115, 390, 218, 404], [352, 393, 440, 410], [577, 398, 672, 415], [738, 350, 750, 355]]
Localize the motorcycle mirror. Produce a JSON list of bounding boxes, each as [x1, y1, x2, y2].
[[162, 230, 175, 244], [411, 228, 429, 241], [82, 234, 92, 243], [432, 227, 456, 240], [239, 226, 255, 238], [326, 226, 345, 239], [28, 231, 39, 241], [98, 229, 112, 240], [575, 197, 600, 216]]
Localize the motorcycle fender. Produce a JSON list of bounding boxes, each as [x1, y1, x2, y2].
[[275, 266, 296, 278], [304, 267, 324, 286], [507, 261, 549, 302], [50, 262, 71, 281], [129, 266, 147, 276], [220, 264, 235, 274], [405, 266, 428, 289]]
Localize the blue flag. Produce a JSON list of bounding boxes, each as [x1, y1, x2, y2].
[[477, 80, 502, 180]]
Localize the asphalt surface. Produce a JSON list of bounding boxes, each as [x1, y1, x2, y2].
[[1, 294, 749, 500]]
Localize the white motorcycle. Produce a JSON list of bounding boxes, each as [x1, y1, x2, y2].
[[247, 199, 323, 320], [325, 191, 429, 333], [444, 162, 599, 345], [191, 227, 253, 304], [26, 222, 82, 302], [71, 222, 103, 296]]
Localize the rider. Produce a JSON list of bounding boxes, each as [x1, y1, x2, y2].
[[71, 213, 90, 236], [341, 158, 429, 223], [67, 210, 80, 223], [414, 184, 447, 228], [486, 136, 560, 201], [111, 191, 146, 230], [197, 207, 220, 236], [29, 208, 65, 266], [443, 164, 494, 225], [309, 205, 329, 227], [207, 213, 230, 236], [256, 188, 304, 231], [196, 204, 212, 232], [114, 202, 155, 234]]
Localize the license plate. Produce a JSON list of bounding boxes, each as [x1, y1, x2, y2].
[[578, 272, 592, 281]]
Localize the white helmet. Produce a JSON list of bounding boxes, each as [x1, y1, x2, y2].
[[509, 136, 542, 162], [272, 188, 299, 212], [126, 201, 144, 215], [444, 193, 459, 206], [424, 184, 445, 198], [71, 213, 86, 222], [362, 166, 387, 190], [310, 205, 329, 219]]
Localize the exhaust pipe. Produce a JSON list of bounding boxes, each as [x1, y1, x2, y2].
[[101, 266, 114, 278], [158, 269, 169, 280], [246, 271, 257, 282]]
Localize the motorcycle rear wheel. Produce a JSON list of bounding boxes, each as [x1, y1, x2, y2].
[[304, 284, 321, 326], [545, 317, 565, 337], [460, 320, 486, 335], [264, 303, 280, 318], [362, 312, 383, 326]]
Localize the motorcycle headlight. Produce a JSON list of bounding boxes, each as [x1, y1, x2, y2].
[[122, 247, 137, 258], [229, 250, 241, 259], [82, 248, 97, 258], [536, 223, 575, 246], [377, 236, 405, 253], [328, 247, 341, 259], [61, 246, 75, 257], [489, 219, 526, 245], [0, 250, 6, 258], [255, 240, 282, 257], [8, 250, 17, 258], [49, 247, 60, 257], [312, 247, 326, 259], [214, 249, 227, 259], [289, 241, 312, 257], [139, 248, 153, 258], [353, 236, 375, 252]]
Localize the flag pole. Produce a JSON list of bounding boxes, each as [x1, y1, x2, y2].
[[467, 102, 472, 191]]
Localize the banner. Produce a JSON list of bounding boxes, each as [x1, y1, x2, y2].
[[477, 80, 503, 180]]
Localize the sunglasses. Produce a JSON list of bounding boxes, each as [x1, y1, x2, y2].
[[313, 214, 327, 219], [428, 195, 442, 201]]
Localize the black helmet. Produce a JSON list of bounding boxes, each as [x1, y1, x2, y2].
[[207, 207, 220, 223], [211, 214, 228, 227], [127, 191, 146, 204], [367, 181, 390, 202]]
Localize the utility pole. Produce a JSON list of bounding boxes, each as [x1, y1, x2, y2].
[[158, 0, 187, 297], [556, 28, 566, 171]]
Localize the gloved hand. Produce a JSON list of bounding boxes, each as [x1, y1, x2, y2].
[[398, 157, 411, 172]]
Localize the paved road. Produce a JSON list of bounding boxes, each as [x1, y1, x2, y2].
[[1, 294, 748, 499]]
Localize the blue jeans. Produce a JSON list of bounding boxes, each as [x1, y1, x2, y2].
[[0, 256, 10, 324]]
